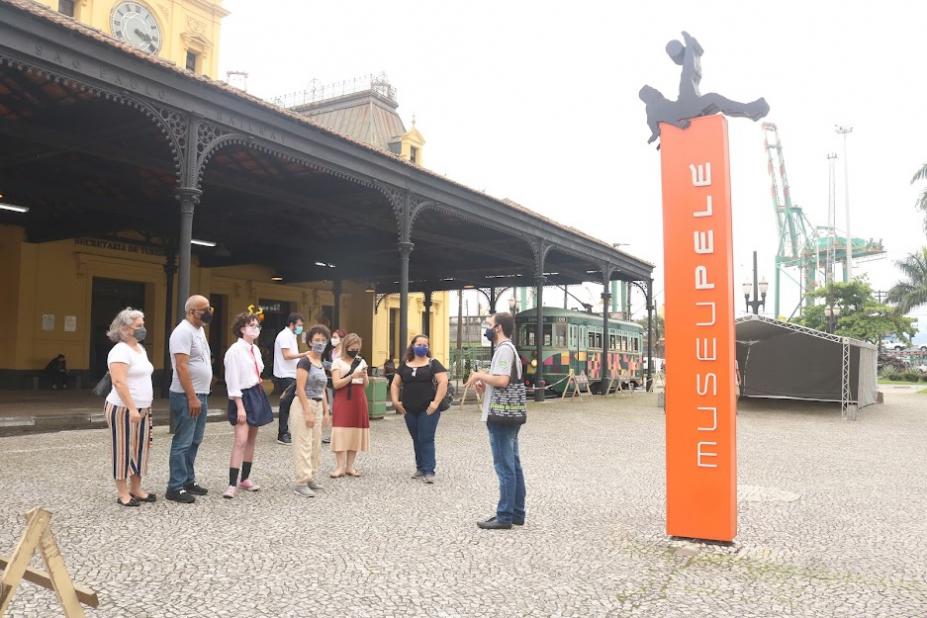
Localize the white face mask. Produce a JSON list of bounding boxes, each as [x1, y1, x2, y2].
[[244, 325, 260, 339], [331, 337, 341, 346]]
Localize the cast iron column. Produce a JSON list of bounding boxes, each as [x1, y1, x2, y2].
[[646, 278, 654, 391], [175, 188, 200, 319], [601, 282, 611, 394], [398, 241, 414, 356], [534, 275, 546, 402], [488, 286, 497, 356], [162, 251, 176, 401], [423, 289, 432, 336], [332, 279, 342, 328]]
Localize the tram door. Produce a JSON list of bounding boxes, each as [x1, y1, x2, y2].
[[90, 278, 146, 381]]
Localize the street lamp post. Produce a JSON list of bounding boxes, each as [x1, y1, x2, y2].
[[742, 251, 769, 315], [835, 125, 853, 281]]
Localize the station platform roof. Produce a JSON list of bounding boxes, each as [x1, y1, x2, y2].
[[0, 0, 653, 293]]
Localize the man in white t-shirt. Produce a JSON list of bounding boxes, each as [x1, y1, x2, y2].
[[273, 313, 310, 445], [166, 295, 213, 504]]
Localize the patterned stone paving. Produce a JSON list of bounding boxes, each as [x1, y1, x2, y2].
[[1, 390, 924, 617]]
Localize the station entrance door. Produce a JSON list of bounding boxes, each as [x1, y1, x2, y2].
[[89, 278, 146, 380]]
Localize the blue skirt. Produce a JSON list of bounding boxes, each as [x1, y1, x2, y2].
[[228, 383, 274, 427]]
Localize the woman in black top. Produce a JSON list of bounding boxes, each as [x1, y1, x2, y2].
[[390, 335, 448, 484]]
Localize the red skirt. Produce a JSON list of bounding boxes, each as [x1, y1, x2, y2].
[[331, 382, 370, 452]]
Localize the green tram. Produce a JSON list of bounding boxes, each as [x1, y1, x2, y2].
[[514, 307, 644, 394]]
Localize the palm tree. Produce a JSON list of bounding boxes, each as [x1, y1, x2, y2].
[[912, 164, 927, 231], [887, 249, 927, 313]]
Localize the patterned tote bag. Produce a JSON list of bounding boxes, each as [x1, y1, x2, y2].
[[486, 341, 527, 426]]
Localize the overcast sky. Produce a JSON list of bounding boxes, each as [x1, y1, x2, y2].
[[219, 0, 927, 326]]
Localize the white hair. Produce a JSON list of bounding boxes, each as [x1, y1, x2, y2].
[[107, 308, 144, 342]]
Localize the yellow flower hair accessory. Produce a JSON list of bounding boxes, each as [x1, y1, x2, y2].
[[246, 304, 265, 323]]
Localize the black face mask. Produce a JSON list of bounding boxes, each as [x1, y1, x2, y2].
[[345, 349, 359, 358], [198, 310, 213, 324]]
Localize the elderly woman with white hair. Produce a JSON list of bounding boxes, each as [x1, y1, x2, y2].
[[103, 307, 155, 507]]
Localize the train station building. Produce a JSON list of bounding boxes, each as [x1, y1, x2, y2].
[[0, 0, 653, 397]]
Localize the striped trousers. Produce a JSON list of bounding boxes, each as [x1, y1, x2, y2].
[[104, 402, 153, 480]]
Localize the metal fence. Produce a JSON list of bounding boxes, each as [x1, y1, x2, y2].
[[448, 346, 494, 381]]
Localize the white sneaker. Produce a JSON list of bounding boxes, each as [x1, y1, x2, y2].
[[222, 485, 238, 499], [293, 485, 315, 497]]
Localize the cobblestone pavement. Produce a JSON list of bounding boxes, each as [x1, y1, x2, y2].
[[1, 390, 925, 617]]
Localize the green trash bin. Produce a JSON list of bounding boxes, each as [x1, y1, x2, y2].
[[366, 376, 388, 419]]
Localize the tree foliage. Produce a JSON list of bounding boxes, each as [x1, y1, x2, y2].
[[886, 248, 927, 314], [794, 279, 917, 345], [911, 163, 927, 232]]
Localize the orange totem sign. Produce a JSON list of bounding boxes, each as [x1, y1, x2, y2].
[[659, 114, 737, 542]]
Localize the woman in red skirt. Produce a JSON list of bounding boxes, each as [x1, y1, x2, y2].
[[330, 332, 369, 477]]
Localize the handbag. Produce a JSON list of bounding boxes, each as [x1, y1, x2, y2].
[[92, 372, 112, 397], [430, 359, 454, 412], [487, 341, 527, 426]]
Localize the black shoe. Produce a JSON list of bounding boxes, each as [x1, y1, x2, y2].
[[165, 488, 196, 504], [130, 493, 157, 503], [277, 434, 292, 445], [184, 483, 208, 496], [321, 437, 331, 444], [477, 516, 512, 530], [513, 519, 525, 526], [117, 497, 140, 507]]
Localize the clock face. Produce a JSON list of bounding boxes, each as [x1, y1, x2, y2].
[[110, 2, 162, 54]]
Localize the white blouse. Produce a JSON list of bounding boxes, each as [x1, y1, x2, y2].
[[106, 342, 154, 409], [333, 356, 367, 385], [224, 338, 264, 399]]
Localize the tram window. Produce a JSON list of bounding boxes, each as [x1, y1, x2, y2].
[[594, 332, 602, 348], [588, 332, 595, 348], [634, 337, 640, 352], [569, 325, 576, 347], [609, 334, 616, 350], [555, 323, 567, 347], [543, 324, 552, 347]]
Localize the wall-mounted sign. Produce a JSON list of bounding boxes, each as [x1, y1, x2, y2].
[[64, 316, 77, 333], [75, 237, 164, 256], [42, 314, 55, 331]]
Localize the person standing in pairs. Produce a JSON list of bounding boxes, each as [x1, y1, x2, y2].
[[273, 313, 310, 445], [166, 295, 213, 504], [391, 335, 448, 484], [291, 324, 331, 497], [222, 311, 275, 499], [465, 312, 527, 530], [321, 328, 345, 445], [329, 333, 369, 478], [103, 308, 155, 507]]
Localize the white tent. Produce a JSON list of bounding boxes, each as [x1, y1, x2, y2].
[[735, 315, 879, 420]]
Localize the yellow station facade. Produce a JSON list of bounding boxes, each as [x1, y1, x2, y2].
[[1, 0, 448, 387]]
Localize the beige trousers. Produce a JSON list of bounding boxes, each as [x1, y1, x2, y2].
[[290, 398, 323, 485]]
